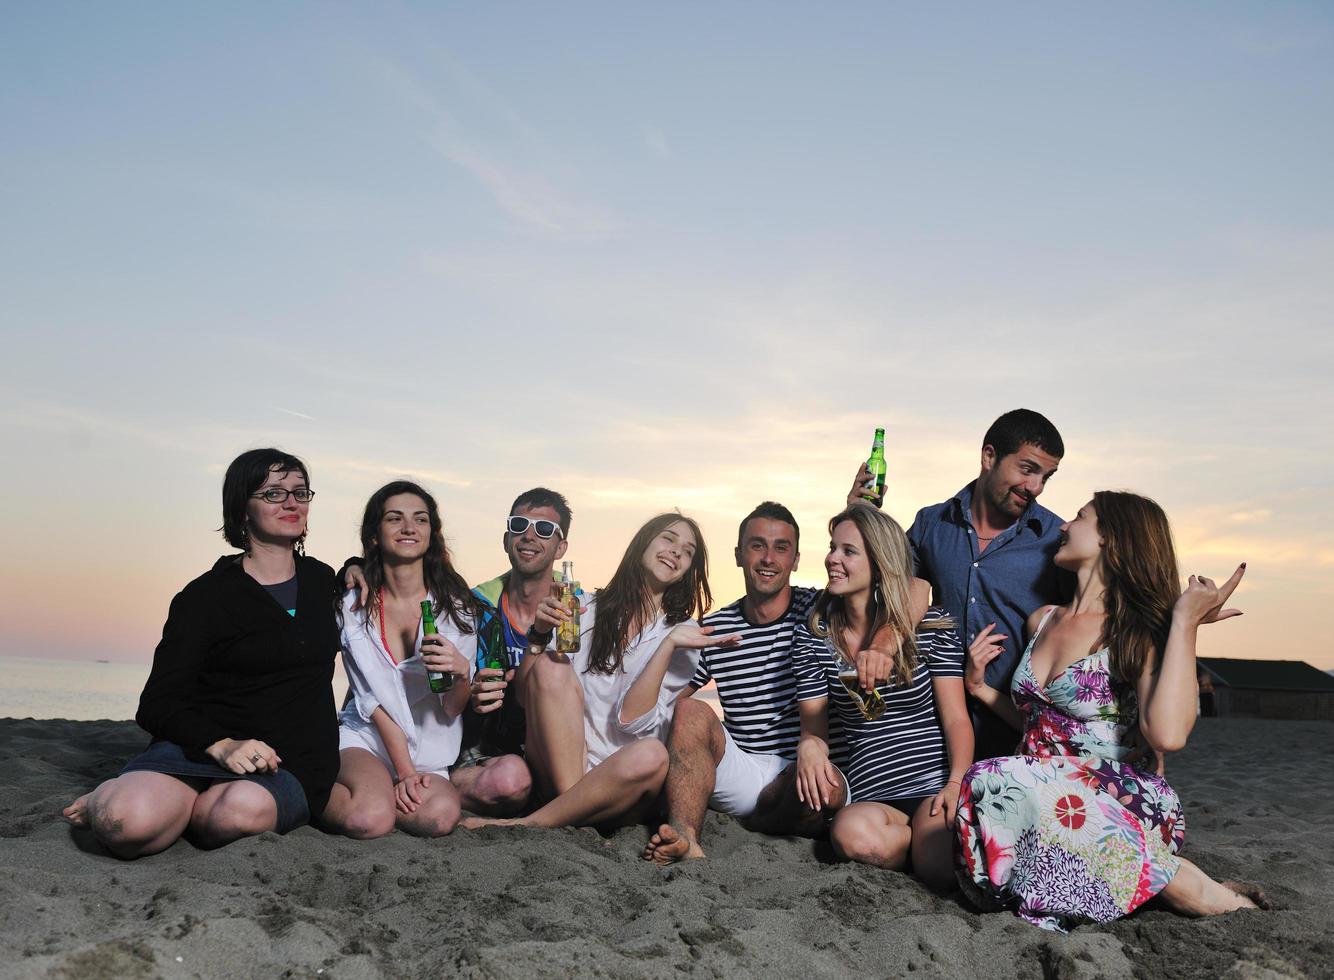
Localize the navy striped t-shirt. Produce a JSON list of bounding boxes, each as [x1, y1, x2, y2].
[[694, 586, 843, 764], [793, 607, 963, 802]]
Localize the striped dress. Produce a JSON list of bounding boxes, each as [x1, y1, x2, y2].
[[793, 607, 963, 803]]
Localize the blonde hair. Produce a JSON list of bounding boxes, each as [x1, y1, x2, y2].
[[810, 504, 953, 687]]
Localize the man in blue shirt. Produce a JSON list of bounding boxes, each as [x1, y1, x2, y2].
[[858, 409, 1067, 759]]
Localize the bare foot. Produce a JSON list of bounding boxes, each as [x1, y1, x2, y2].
[[62, 795, 90, 827], [643, 823, 704, 866], [1222, 880, 1271, 911], [460, 815, 523, 831]]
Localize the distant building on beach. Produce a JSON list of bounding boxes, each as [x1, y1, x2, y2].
[[1197, 658, 1334, 722]]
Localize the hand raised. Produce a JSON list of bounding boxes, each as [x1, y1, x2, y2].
[[848, 462, 882, 509], [534, 595, 572, 632], [1176, 563, 1246, 627]]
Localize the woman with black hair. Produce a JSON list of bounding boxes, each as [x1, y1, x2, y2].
[[322, 481, 477, 838], [63, 449, 340, 857]]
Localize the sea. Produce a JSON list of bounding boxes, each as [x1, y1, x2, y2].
[[0, 655, 718, 722], [0, 656, 349, 722]]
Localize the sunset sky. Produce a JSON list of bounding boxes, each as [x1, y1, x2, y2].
[[3, 3, 1332, 671]]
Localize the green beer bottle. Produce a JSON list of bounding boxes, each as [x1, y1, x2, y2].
[[483, 612, 508, 672], [421, 599, 454, 693], [861, 427, 887, 505], [482, 607, 515, 750]]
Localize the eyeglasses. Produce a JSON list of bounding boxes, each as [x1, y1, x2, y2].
[[251, 487, 316, 504], [506, 516, 564, 539]]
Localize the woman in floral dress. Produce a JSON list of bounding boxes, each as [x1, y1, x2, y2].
[[955, 491, 1266, 931]]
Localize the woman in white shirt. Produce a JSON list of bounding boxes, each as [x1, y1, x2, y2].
[[322, 481, 477, 838], [464, 513, 731, 830]]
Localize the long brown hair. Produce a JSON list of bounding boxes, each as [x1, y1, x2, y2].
[[1092, 490, 1180, 683], [810, 505, 952, 687], [586, 513, 712, 675], [347, 481, 478, 634]]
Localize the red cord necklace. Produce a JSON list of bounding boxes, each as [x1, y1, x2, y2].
[[376, 587, 400, 668]]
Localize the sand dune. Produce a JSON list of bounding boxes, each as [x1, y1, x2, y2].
[[1, 716, 1329, 979]]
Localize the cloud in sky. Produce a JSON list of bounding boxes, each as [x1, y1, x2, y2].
[[275, 407, 317, 422], [641, 125, 673, 159], [372, 57, 623, 239]]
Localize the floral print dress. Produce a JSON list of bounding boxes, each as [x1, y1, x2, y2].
[[954, 609, 1184, 932]]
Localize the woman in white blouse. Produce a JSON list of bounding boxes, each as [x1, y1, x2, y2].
[[323, 481, 477, 838], [464, 513, 732, 830]]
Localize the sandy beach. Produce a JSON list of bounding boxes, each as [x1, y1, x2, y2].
[[1, 716, 1329, 980]]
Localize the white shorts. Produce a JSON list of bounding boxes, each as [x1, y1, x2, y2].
[[338, 724, 452, 782], [708, 726, 789, 818]]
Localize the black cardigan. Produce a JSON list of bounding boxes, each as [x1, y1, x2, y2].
[[135, 554, 342, 820]]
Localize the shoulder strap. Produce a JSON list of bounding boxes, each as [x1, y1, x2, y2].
[[1034, 605, 1059, 639]]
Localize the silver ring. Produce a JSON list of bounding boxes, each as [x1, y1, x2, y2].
[[251, 753, 261, 763]]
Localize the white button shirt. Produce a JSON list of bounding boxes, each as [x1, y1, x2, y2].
[[338, 591, 476, 776], [568, 596, 699, 770]]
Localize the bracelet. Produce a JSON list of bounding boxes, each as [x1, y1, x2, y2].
[[945, 779, 961, 785]]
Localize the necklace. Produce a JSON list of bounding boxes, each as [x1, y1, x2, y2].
[[376, 587, 401, 668], [970, 509, 1002, 543], [500, 591, 519, 631]]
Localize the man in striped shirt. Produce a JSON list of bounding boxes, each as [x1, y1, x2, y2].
[[645, 502, 897, 865]]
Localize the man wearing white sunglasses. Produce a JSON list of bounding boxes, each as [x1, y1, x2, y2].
[[451, 488, 576, 816]]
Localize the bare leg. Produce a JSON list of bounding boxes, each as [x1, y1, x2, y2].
[[64, 772, 200, 859], [644, 698, 725, 865], [450, 755, 532, 817], [830, 802, 912, 868], [1158, 858, 1268, 916], [516, 652, 587, 799], [909, 796, 957, 892], [188, 780, 279, 849], [396, 776, 463, 837], [745, 762, 847, 838], [321, 748, 397, 840], [463, 739, 668, 830]]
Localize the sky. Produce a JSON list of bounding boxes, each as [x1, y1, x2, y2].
[[3, 2, 1332, 670]]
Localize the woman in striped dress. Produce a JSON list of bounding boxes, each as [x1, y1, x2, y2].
[[792, 505, 974, 891]]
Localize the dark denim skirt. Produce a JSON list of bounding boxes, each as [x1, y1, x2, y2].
[[121, 740, 310, 834]]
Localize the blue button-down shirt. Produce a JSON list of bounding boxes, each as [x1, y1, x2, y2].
[[907, 483, 1068, 690]]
